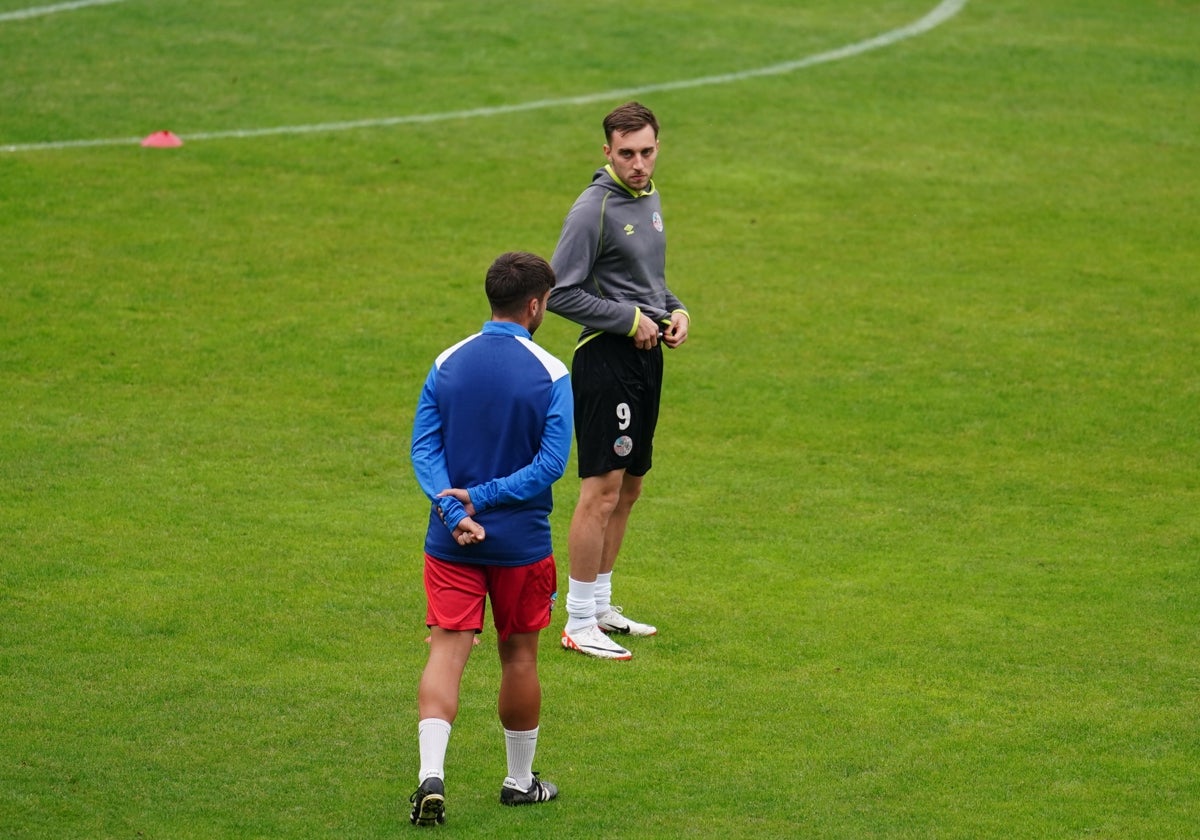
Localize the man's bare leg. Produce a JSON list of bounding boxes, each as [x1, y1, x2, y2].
[[566, 470, 624, 592], [595, 472, 657, 636], [561, 470, 633, 657], [600, 471, 643, 574]]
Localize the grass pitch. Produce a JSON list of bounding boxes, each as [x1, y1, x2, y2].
[[2, 1, 1197, 837]]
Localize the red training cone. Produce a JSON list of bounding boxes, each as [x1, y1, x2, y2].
[[141, 130, 183, 148]]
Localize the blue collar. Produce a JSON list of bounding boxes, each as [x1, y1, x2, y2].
[[481, 320, 532, 340]]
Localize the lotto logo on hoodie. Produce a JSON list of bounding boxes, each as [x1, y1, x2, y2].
[[613, 435, 633, 457], [652, 212, 664, 232]]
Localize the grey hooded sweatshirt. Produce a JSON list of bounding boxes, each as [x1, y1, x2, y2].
[[549, 165, 688, 347]]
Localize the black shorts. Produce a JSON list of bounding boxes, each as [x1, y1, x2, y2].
[[572, 333, 664, 478]]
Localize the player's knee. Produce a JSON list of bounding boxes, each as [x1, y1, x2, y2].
[[620, 483, 642, 507], [579, 475, 623, 514]]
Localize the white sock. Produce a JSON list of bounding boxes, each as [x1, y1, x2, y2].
[[418, 718, 452, 782], [595, 571, 613, 616], [564, 577, 596, 633], [503, 726, 539, 789]]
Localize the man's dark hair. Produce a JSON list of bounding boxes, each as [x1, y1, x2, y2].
[[603, 101, 659, 144], [485, 251, 556, 317]]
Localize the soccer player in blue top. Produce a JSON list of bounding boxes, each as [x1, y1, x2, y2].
[[408, 252, 572, 825]]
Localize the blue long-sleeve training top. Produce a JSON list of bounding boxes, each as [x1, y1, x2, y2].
[[410, 320, 573, 566]]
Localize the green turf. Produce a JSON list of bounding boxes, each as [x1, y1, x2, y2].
[[2, 0, 1198, 837]]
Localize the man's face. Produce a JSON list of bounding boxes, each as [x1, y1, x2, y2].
[[604, 125, 659, 193]]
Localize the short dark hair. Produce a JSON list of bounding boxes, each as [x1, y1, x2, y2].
[[485, 251, 556, 317], [603, 101, 659, 144]]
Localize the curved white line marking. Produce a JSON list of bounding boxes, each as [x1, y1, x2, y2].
[[1, 0, 968, 153], [0, 0, 125, 23]]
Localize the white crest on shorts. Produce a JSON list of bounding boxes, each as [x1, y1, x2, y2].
[[613, 435, 633, 457]]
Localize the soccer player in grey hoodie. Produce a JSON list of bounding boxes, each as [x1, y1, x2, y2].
[[549, 102, 691, 660]]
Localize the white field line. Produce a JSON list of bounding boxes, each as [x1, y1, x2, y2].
[[1, 0, 969, 153], [0, 0, 125, 22]]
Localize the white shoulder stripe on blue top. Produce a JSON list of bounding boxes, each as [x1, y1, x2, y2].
[[516, 336, 569, 381]]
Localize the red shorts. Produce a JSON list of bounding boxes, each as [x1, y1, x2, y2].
[[423, 553, 557, 642]]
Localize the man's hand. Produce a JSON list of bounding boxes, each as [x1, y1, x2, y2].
[[633, 314, 661, 350], [435, 488, 484, 544], [662, 312, 690, 349], [452, 516, 486, 546], [436, 487, 476, 516]]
